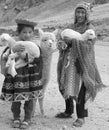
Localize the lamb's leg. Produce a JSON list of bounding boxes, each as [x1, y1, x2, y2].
[[38, 84, 47, 116], [38, 97, 44, 116], [32, 82, 48, 117], [32, 99, 37, 117]]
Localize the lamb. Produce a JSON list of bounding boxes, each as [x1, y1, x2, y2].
[[39, 28, 58, 97], [32, 28, 58, 116], [0, 33, 40, 77], [61, 28, 96, 41]]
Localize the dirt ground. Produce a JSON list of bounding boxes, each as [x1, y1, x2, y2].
[[0, 40, 109, 130]]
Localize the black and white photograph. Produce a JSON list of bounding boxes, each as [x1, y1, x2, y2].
[[0, 0, 109, 130]]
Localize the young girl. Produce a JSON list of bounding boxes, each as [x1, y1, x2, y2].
[[0, 19, 43, 129], [56, 2, 106, 127]]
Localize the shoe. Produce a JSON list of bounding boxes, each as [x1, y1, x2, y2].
[[20, 121, 29, 129], [73, 118, 85, 127], [55, 112, 72, 118], [12, 119, 21, 128]]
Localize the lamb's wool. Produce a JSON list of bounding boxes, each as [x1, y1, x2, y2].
[[61, 28, 96, 41]]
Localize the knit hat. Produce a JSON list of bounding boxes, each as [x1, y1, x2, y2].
[[15, 18, 37, 27], [74, 2, 91, 24]]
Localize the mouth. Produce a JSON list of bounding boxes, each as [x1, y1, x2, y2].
[[77, 17, 85, 23]]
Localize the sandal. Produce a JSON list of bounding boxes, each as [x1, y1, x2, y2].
[[55, 112, 72, 118], [20, 121, 29, 129], [12, 119, 21, 128], [73, 118, 85, 127]]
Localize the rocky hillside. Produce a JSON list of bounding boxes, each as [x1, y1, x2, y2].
[[0, 0, 109, 41], [0, 0, 108, 27], [0, 0, 47, 25]]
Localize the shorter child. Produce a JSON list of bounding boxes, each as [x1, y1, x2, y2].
[[0, 18, 43, 129]]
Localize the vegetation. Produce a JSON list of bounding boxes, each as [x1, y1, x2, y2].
[[94, 0, 109, 4]]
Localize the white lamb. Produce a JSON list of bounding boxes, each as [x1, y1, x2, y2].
[[61, 29, 96, 41], [32, 28, 58, 116], [0, 33, 40, 77], [38, 28, 58, 95]]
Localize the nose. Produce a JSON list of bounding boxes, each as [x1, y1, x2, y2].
[[78, 12, 83, 17], [26, 33, 31, 39], [48, 40, 53, 47]]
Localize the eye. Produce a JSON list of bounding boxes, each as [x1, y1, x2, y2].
[[42, 39, 47, 42], [52, 39, 55, 42]]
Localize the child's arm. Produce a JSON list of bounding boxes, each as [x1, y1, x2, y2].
[[1, 58, 9, 76], [0, 49, 10, 75]]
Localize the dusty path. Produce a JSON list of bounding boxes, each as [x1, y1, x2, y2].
[[0, 41, 109, 130]]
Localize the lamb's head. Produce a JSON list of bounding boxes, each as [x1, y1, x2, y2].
[[5, 53, 18, 67], [38, 28, 58, 52], [84, 29, 96, 40], [0, 33, 16, 48], [0, 33, 11, 47]]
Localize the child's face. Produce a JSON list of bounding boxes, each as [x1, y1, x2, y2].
[[75, 8, 86, 24], [19, 26, 34, 41]]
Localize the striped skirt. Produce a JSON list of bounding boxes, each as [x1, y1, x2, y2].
[[1, 63, 43, 102]]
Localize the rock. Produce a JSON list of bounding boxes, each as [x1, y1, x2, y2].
[[60, 125, 68, 130]]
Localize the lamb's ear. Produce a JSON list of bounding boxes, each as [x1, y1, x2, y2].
[[37, 28, 44, 37], [53, 29, 59, 37], [0, 33, 10, 46]]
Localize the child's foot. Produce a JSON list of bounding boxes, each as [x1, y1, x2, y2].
[[20, 121, 29, 129], [12, 119, 21, 128], [73, 118, 85, 127]]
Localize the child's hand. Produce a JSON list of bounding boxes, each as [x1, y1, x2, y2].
[[12, 44, 25, 53], [57, 40, 67, 50], [2, 53, 8, 59]]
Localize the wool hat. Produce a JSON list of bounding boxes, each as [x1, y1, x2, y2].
[[74, 2, 91, 24], [15, 18, 37, 27]]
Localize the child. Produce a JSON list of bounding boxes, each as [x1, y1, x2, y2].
[[0, 18, 43, 129]]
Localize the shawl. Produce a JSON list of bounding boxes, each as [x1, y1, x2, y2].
[[58, 43, 81, 100], [71, 39, 106, 102]]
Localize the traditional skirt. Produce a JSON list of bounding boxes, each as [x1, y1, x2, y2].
[[1, 60, 43, 102]]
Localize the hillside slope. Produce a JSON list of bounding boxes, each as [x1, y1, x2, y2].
[[0, 0, 91, 27], [0, 0, 109, 41]]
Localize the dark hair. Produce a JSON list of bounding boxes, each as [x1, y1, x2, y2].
[[16, 23, 34, 34]]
